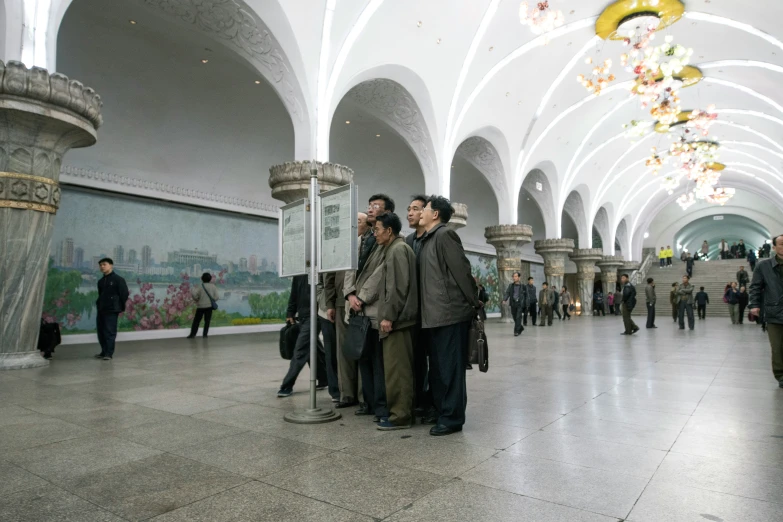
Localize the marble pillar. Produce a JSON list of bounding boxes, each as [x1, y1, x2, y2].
[[570, 248, 603, 316], [446, 202, 468, 230], [485, 225, 533, 322], [618, 261, 642, 286], [534, 238, 575, 294], [596, 256, 624, 314], [268, 161, 354, 203], [0, 61, 102, 370]]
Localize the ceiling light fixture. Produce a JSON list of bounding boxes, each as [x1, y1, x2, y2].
[[129, 20, 137, 25], [436, 38, 441, 44], [519, 1, 565, 35], [254, 80, 261, 84], [376, 134, 380, 137], [345, 120, 350, 124], [201, 59, 208, 64], [417, 21, 422, 27]]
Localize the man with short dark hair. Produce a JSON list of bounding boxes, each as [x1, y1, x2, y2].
[[677, 275, 695, 330], [538, 282, 556, 326], [749, 234, 783, 388], [418, 195, 478, 436], [523, 277, 537, 326], [737, 266, 750, 288], [502, 271, 526, 336], [620, 274, 639, 335], [645, 277, 657, 329], [405, 195, 427, 256], [685, 253, 694, 278], [358, 194, 395, 275], [696, 286, 709, 319], [94, 258, 129, 360]]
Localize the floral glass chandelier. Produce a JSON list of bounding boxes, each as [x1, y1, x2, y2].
[[519, 1, 564, 35], [703, 187, 735, 206], [676, 192, 696, 210], [577, 57, 616, 95]]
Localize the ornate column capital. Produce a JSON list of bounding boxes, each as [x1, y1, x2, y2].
[[485, 224, 534, 322], [534, 238, 574, 286], [596, 255, 625, 274], [570, 248, 603, 280], [618, 261, 641, 273], [268, 161, 354, 203], [447, 202, 468, 230]]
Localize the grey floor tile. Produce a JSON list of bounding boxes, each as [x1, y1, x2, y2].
[[191, 403, 290, 432], [135, 391, 241, 415], [59, 454, 249, 521], [152, 480, 373, 521], [546, 414, 682, 450], [448, 421, 537, 450], [592, 392, 698, 415], [683, 415, 783, 444], [462, 452, 648, 519], [107, 415, 247, 451], [672, 432, 783, 468], [6, 434, 162, 484], [628, 482, 783, 522], [465, 403, 564, 430], [262, 451, 447, 519], [567, 402, 692, 430], [507, 430, 667, 478], [0, 485, 126, 521], [0, 415, 93, 452], [344, 431, 498, 476], [169, 430, 331, 479], [0, 459, 49, 497], [385, 480, 619, 521], [44, 401, 182, 432]]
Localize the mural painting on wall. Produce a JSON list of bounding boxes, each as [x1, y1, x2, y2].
[[466, 252, 500, 314], [44, 188, 289, 334]]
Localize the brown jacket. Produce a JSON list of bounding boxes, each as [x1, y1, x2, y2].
[[378, 237, 418, 338], [342, 243, 385, 328], [418, 223, 478, 328]]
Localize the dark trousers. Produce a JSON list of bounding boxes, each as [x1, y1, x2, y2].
[[622, 304, 638, 334], [667, 257, 672, 266], [510, 300, 524, 334], [686, 266, 693, 278], [659, 258, 665, 267], [678, 302, 695, 330], [523, 302, 537, 325], [318, 316, 340, 400], [540, 304, 554, 325], [697, 304, 706, 319], [646, 302, 656, 328], [281, 316, 327, 391], [594, 304, 605, 316], [359, 329, 388, 418], [426, 321, 469, 429], [608, 303, 615, 315], [554, 305, 562, 320], [750, 262, 756, 272], [672, 304, 678, 321], [412, 323, 432, 413], [96, 312, 119, 357], [189, 307, 213, 337], [739, 304, 747, 324], [562, 304, 571, 319], [768, 323, 783, 382]]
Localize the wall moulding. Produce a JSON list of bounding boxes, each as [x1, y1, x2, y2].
[[59, 165, 279, 218]]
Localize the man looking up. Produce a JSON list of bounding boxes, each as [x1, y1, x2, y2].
[[358, 194, 395, 276], [94, 258, 129, 361], [749, 234, 783, 388], [418, 196, 478, 436]]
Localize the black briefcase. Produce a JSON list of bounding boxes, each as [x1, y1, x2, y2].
[[279, 322, 300, 360], [345, 311, 371, 361], [38, 320, 62, 359], [468, 316, 489, 373]]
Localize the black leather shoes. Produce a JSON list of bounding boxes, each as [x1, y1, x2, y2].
[[429, 424, 462, 436], [354, 406, 373, 416], [335, 400, 358, 409], [420, 414, 438, 425]]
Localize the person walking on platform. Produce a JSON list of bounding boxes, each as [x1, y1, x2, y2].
[[696, 286, 709, 319], [94, 258, 129, 361], [749, 234, 783, 388], [523, 277, 537, 326], [738, 285, 749, 325], [645, 277, 657, 329], [560, 286, 572, 320], [670, 283, 678, 322], [538, 282, 556, 326], [620, 274, 639, 335], [725, 282, 740, 325], [503, 271, 526, 336], [677, 275, 695, 331]]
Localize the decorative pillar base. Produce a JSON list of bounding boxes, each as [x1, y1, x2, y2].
[[268, 161, 354, 203], [596, 256, 624, 314], [447, 202, 468, 230], [570, 248, 603, 316], [534, 238, 575, 294], [485, 225, 533, 322], [0, 61, 102, 368]]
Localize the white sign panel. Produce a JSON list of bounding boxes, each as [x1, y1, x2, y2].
[[319, 184, 358, 273], [279, 199, 309, 277]]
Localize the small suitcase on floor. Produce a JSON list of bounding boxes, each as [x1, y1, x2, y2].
[[38, 320, 62, 360]]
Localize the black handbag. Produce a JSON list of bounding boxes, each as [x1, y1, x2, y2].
[[279, 322, 300, 360], [468, 316, 489, 373], [203, 283, 218, 310], [37, 320, 61, 359], [345, 310, 372, 361]]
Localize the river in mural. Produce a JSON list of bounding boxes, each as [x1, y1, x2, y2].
[[45, 187, 290, 334], [466, 252, 500, 314]]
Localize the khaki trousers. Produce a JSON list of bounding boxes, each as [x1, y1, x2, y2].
[[768, 323, 783, 382], [382, 328, 414, 426], [335, 305, 360, 402]]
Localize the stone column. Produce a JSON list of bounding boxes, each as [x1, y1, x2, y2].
[[569, 248, 603, 316], [1, 61, 103, 370], [534, 238, 575, 293], [618, 261, 642, 285], [485, 225, 533, 322], [268, 161, 354, 203], [596, 256, 624, 313], [446, 202, 468, 230]]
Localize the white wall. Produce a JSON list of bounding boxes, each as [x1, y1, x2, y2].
[[450, 155, 498, 251], [518, 187, 546, 256], [56, 1, 295, 208]]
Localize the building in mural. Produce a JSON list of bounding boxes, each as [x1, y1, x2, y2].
[[45, 188, 290, 334]]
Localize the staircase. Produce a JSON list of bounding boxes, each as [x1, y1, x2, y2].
[[633, 257, 751, 318]]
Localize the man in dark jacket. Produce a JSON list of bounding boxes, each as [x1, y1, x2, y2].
[[278, 274, 327, 397], [677, 275, 695, 331], [749, 234, 783, 387], [620, 274, 639, 335], [645, 277, 657, 329], [405, 195, 430, 415], [538, 283, 556, 326], [685, 254, 694, 278], [737, 266, 750, 288], [358, 194, 394, 275], [523, 277, 537, 326], [695, 286, 709, 319], [94, 258, 129, 360], [418, 195, 478, 436], [502, 271, 526, 336]]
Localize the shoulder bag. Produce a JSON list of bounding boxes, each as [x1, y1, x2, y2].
[[203, 283, 218, 310], [468, 315, 489, 373], [345, 309, 372, 361], [279, 321, 300, 360]]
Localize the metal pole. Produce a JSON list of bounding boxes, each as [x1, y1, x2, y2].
[[284, 161, 341, 424]]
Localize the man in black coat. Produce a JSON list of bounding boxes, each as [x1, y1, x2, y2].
[[502, 271, 526, 336], [620, 274, 639, 336], [749, 234, 783, 388], [523, 277, 537, 326], [94, 258, 129, 360]]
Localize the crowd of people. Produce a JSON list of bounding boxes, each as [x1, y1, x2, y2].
[[278, 194, 478, 435]]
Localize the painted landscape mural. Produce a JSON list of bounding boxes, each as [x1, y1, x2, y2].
[[45, 188, 289, 334], [466, 252, 500, 314]]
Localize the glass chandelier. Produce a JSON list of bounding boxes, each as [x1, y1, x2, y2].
[[519, 1, 564, 35]]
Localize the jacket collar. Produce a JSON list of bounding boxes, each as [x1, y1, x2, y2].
[[422, 222, 446, 240]]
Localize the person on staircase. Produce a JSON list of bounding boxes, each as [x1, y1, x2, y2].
[[677, 275, 695, 331], [659, 246, 667, 268], [720, 239, 729, 260], [685, 253, 695, 278], [738, 240, 747, 259], [748, 248, 757, 272], [737, 266, 750, 289], [666, 245, 673, 267], [701, 240, 709, 260], [696, 286, 709, 319]]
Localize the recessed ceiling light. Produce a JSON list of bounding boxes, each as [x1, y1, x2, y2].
[[376, 134, 380, 137], [506, 92, 510, 96], [451, 165, 455, 168], [417, 21, 422, 27], [345, 120, 350, 124], [254, 80, 261, 84], [201, 59, 208, 64], [489, 46, 494, 51], [129, 20, 137, 25], [436, 38, 441, 44]]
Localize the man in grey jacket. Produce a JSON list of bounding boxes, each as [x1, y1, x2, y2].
[[645, 277, 657, 329], [749, 234, 783, 388], [417, 196, 478, 436], [677, 275, 695, 331], [502, 271, 526, 336], [538, 282, 556, 326], [523, 277, 537, 326]]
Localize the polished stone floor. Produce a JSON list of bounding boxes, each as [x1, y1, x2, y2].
[[1, 316, 782, 521]]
